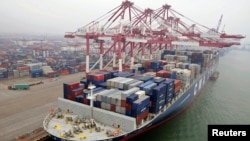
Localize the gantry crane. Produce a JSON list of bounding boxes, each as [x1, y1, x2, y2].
[[64, 0, 245, 75]]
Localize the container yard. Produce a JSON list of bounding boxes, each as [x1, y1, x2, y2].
[[0, 33, 95, 141]]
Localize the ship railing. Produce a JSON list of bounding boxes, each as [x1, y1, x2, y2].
[[43, 114, 51, 129], [43, 108, 59, 129]]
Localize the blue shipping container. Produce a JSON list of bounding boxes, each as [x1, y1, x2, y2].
[[149, 99, 165, 113], [75, 95, 84, 103], [165, 94, 173, 104], [94, 101, 101, 108], [72, 87, 84, 94], [96, 82, 107, 89], [151, 99, 165, 108], [132, 96, 150, 110], [113, 72, 134, 78], [80, 79, 89, 88], [137, 80, 154, 90], [132, 104, 149, 117], [136, 76, 153, 82], [126, 94, 139, 104], [154, 77, 165, 85], [96, 71, 112, 81], [142, 83, 157, 95], [125, 110, 132, 116], [30, 69, 42, 73], [163, 79, 175, 89], [0, 73, 7, 78], [151, 84, 167, 101]]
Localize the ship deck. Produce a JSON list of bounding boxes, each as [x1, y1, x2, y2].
[[45, 109, 125, 140]]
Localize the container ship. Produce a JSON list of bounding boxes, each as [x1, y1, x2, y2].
[[43, 48, 220, 141], [43, 1, 244, 140]]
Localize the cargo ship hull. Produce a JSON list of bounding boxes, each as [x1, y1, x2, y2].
[[46, 64, 216, 141], [120, 67, 213, 141]]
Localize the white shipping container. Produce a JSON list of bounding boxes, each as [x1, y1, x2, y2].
[[111, 94, 122, 106], [105, 103, 111, 110], [101, 102, 106, 109], [163, 64, 175, 70], [121, 87, 140, 100], [115, 105, 121, 113], [96, 90, 113, 101], [118, 78, 134, 89], [19, 71, 30, 77], [128, 81, 143, 89], [13, 70, 19, 78], [120, 107, 126, 115], [143, 72, 156, 77], [135, 90, 146, 98]]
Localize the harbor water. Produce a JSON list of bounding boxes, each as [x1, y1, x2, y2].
[[132, 50, 250, 141]]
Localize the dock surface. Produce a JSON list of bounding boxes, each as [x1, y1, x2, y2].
[[0, 73, 85, 141]]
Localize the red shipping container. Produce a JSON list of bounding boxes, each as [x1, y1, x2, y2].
[[164, 71, 173, 78], [121, 100, 126, 108], [174, 80, 181, 94], [136, 109, 149, 124], [156, 70, 165, 77], [174, 85, 180, 94], [125, 103, 132, 111], [159, 60, 168, 66], [87, 72, 95, 80], [94, 74, 105, 81], [174, 80, 181, 87], [18, 66, 29, 71], [47, 71, 60, 78], [66, 94, 75, 101], [83, 98, 89, 105], [111, 104, 116, 112], [66, 82, 80, 90], [60, 70, 69, 75]]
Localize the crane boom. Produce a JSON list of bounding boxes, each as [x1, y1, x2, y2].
[[216, 14, 223, 32]]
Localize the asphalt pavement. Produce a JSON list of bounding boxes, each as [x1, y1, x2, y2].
[[0, 72, 85, 141]]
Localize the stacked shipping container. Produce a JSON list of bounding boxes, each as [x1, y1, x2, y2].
[[57, 49, 219, 125]]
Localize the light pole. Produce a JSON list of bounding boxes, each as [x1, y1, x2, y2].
[[87, 83, 96, 122]]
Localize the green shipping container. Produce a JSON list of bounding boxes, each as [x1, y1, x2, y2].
[[12, 84, 30, 90]]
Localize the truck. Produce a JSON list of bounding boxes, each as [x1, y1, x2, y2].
[[8, 84, 30, 90]]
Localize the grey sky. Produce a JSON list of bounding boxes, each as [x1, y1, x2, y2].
[[0, 0, 249, 42]]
